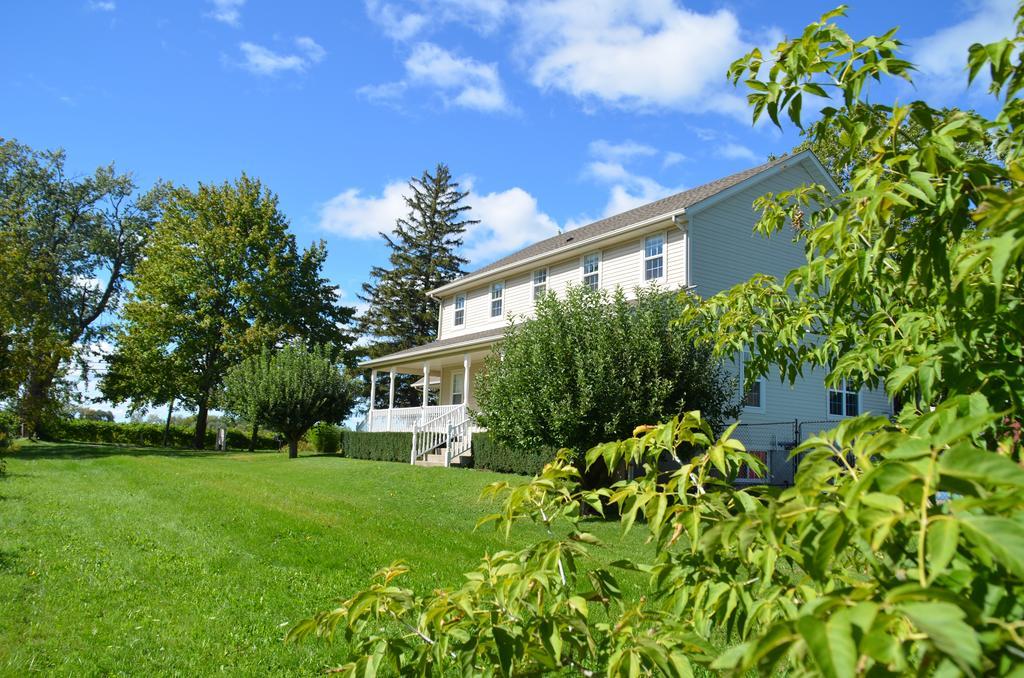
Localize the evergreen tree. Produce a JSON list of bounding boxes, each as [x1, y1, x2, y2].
[[358, 163, 477, 408]]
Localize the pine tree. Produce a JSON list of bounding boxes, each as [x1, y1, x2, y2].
[[359, 164, 477, 408]]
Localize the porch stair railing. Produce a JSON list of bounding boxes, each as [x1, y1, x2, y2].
[[411, 404, 470, 466]]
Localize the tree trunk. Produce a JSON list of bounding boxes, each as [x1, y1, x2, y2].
[[162, 397, 175, 448], [194, 393, 209, 450], [249, 422, 258, 452], [288, 438, 298, 459], [20, 359, 59, 437]]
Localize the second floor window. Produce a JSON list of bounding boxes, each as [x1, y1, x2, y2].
[[741, 351, 764, 410], [583, 253, 600, 290], [829, 379, 859, 417], [533, 268, 547, 300], [453, 295, 465, 326], [644, 234, 665, 281], [490, 282, 504, 317]]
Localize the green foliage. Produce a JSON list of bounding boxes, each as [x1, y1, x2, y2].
[[0, 409, 17, 452], [41, 418, 278, 450], [290, 6, 1024, 676], [476, 284, 739, 458], [0, 138, 160, 431], [223, 343, 359, 458], [309, 423, 341, 455], [470, 432, 556, 476], [339, 431, 412, 463], [108, 175, 356, 448], [359, 164, 477, 408]]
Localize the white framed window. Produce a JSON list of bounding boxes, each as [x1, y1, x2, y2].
[[829, 379, 860, 417], [490, 281, 504, 317], [582, 252, 600, 290], [453, 294, 465, 326], [451, 371, 464, 405], [532, 268, 548, 300], [740, 351, 765, 412], [644, 233, 665, 281]]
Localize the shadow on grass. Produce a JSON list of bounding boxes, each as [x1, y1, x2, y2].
[[9, 441, 284, 461]]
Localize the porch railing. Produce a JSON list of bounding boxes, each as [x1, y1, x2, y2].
[[411, 405, 469, 465], [366, 405, 462, 433]]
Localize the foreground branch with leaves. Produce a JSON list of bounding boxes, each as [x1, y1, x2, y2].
[[288, 6, 1024, 675]]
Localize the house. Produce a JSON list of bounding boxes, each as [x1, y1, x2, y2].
[[362, 150, 892, 476]]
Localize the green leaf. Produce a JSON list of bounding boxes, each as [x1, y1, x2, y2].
[[939, 445, 1024, 487], [492, 626, 516, 677], [959, 514, 1024, 579], [926, 518, 960, 582], [797, 614, 856, 678], [900, 602, 981, 671]]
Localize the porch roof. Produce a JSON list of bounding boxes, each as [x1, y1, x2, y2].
[[361, 327, 505, 371]]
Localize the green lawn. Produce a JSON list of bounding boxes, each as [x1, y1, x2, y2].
[[0, 441, 644, 676]]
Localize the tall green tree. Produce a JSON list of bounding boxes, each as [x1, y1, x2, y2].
[[223, 343, 359, 459], [106, 175, 355, 449], [358, 163, 477, 407], [0, 138, 159, 433]]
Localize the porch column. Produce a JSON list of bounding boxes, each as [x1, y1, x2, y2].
[[422, 362, 430, 409], [368, 369, 378, 431], [387, 368, 395, 431], [463, 354, 471, 408]]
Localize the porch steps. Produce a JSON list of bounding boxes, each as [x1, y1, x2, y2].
[[413, 449, 472, 468]]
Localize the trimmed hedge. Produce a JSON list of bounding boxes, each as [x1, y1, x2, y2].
[[340, 431, 412, 463], [43, 418, 279, 450], [309, 423, 341, 455], [470, 432, 557, 476]]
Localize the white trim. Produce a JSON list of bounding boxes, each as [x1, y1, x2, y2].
[[451, 370, 464, 405], [532, 267, 548, 301], [360, 331, 503, 368], [643, 231, 667, 282], [490, 280, 505, 317], [581, 251, 601, 290], [826, 379, 860, 418], [739, 352, 765, 414], [453, 293, 466, 327]]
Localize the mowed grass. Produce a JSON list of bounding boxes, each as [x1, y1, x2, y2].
[[0, 441, 646, 676]]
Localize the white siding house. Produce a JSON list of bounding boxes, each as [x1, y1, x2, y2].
[[362, 150, 892, 473]]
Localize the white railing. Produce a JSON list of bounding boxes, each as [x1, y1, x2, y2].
[[411, 404, 468, 464], [367, 405, 462, 433], [444, 417, 472, 466]]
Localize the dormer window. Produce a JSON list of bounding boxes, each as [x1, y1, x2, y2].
[[453, 294, 465, 326], [533, 268, 548, 300], [644, 234, 665, 281], [490, 282, 504, 317], [582, 253, 600, 290]]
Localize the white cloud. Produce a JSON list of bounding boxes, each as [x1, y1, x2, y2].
[[719, 142, 758, 162], [515, 0, 768, 116], [589, 139, 658, 162], [318, 181, 409, 239], [662, 151, 687, 168], [207, 0, 245, 26], [913, 0, 1016, 90], [464, 186, 560, 262], [238, 37, 326, 76], [365, 43, 511, 112], [317, 178, 558, 266], [365, 0, 509, 40], [88, 1, 116, 11]]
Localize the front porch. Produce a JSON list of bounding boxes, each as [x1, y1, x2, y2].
[[362, 334, 499, 466]]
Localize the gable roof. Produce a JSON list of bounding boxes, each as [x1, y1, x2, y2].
[[434, 152, 804, 295]]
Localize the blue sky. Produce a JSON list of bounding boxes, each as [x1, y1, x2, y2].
[[2, 0, 1015, 417]]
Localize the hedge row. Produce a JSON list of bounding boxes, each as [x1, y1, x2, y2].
[[43, 418, 279, 450], [470, 432, 557, 476], [340, 431, 412, 463]]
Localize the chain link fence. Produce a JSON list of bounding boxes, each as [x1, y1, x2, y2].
[[730, 421, 799, 486]]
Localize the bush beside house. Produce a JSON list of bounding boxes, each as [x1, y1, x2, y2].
[[340, 431, 412, 463], [470, 432, 555, 476]]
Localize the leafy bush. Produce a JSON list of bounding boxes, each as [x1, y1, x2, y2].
[[470, 432, 555, 476], [476, 285, 739, 462], [309, 423, 341, 455], [339, 431, 412, 463], [288, 8, 1024, 676], [0, 409, 18, 451], [43, 418, 278, 450]]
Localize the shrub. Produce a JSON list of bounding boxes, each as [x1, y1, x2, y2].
[[309, 423, 341, 455], [470, 432, 555, 476], [339, 431, 412, 463], [43, 418, 278, 450], [0, 409, 18, 451]]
